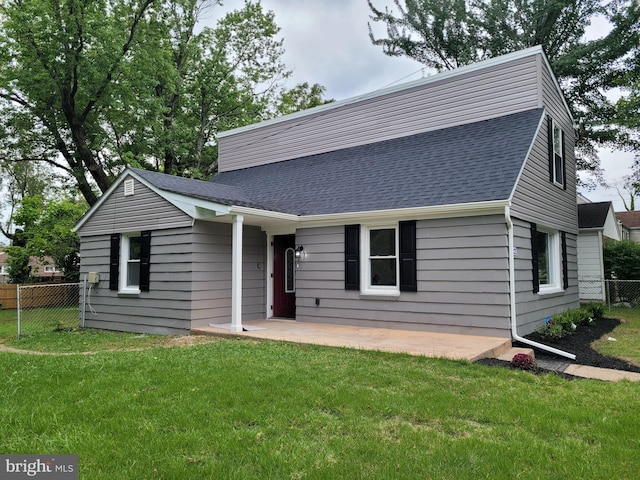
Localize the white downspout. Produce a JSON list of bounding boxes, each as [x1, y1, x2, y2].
[[505, 206, 576, 360]]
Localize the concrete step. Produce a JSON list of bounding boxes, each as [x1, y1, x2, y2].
[[496, 347, 535, 362]]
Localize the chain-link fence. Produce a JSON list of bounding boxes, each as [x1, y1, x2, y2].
[[17, 282, 86, 337], [578, 277, 605, 302], [605, 280, 640, 309]]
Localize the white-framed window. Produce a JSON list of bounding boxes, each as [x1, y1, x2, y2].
[[361, 224, 399, 295], [120, 233, 142, 292], [552, 120, 564, 188], [44, 266, 56, 273], [536, 226, 561, 293]]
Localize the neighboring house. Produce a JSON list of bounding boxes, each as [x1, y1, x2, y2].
[[614, 211, 639, 242], [74, 46, 579, 340], [0, 248, 63, 284], [577, 202, 620, 301]]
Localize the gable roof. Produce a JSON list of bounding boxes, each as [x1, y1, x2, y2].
[[578, 202, 613, 229], [616, 211, 640, 228], [210, 108, 544, 216], [131, 168, 273, 211]]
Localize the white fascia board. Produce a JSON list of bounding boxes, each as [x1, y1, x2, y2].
[[230, 205, 300, 222], [159, 190, 231, 218], [296, 200, 510, 228], [219, 46, 546, 139]]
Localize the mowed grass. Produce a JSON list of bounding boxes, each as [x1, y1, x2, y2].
[[594, 307, 640, 366], [1, 336, 640, 479], [1, 307, 640, 478]]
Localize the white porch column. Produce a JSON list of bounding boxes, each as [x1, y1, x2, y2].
[[231, 214, 244, 332]]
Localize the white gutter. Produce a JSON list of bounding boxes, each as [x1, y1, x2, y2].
[[505, 206, 576, 360]]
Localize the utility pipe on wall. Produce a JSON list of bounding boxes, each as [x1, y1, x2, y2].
[[505, 207, 576, 360]]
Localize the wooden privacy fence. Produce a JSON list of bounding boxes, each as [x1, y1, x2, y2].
[[0, 284, 17, 309], [0, 283, 73, 310]]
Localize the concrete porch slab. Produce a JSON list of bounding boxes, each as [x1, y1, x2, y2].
[[192, 319, 511, 361]]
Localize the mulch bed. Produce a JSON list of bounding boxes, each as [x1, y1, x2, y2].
[[475, 317, 640, 378]]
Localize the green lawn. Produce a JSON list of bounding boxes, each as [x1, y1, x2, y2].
[[594, 307, 640, 366], [1, 307, 640, 478]]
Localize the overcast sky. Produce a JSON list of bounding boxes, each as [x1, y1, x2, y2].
[[203, 0, 635, 210]]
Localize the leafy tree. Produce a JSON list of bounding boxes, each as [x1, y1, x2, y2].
[[6, 196, 87, 283], [604, 240, 640, 280], [367, 0, 640, 180], [4, 245, 33, 284], [0, 1, 329, 204], [275, 82, 334, 116]]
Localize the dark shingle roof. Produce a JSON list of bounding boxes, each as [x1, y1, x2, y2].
[[210, 108, 544, 215], [578, 202, 612, 229], [131, 168, 272, 211]]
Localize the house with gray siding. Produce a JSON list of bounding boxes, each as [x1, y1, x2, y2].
[[577, 201, 620, 301], [74, 46, 579, 342]]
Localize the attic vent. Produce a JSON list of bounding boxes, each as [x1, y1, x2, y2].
[[123, 179, 135, 196]]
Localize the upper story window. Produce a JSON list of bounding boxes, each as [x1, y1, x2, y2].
[[548, 116, 565, 189]]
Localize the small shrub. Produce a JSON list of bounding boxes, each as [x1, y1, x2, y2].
[[583, 302, 605, 320], [511, 353, 537, 371], [536, 320, 565, 339], [536, 307, 594, 339]]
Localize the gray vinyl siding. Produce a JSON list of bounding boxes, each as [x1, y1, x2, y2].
[[294, 215, 512, 337], [219, 55, 540, 172], [79, 227, 194, 335], [510, 60, 577, 233], [512, 219, 580, 335], [577, 231, 605, 301], [77, 178, 192, 236], [79, 220, 266, 334], [190, 221, 266, 328]]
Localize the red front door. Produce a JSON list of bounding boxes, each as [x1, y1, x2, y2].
[[273, 235, 296, 318]]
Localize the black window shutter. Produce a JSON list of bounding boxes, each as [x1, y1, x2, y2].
[[561, 129, 567, 190], [530, 223, 539, 293], [344, 224, 360, 290], [140, 230, 152, 292], [561, 231, 568, 290], [399, 220, 417, 292], [547, 116, 554, 183], [109, 233, 120, 291]]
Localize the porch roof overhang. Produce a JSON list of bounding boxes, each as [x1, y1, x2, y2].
[[160, 194, 510, 231]]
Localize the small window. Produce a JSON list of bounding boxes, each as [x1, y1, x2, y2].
[[120, 233, 142, 292], [110, 231, 151, 292], [549, 118, 565, 188], [362, 225, 399, 294], [44, 266, 56, 273]]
